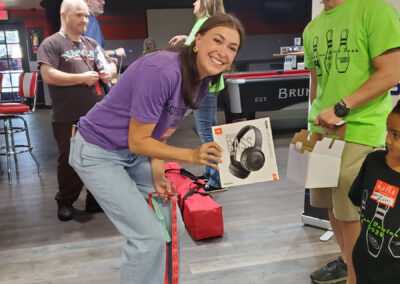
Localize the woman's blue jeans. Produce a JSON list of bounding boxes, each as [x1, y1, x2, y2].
[[193, 92, 221, 188], [69, 131, 184, 284]]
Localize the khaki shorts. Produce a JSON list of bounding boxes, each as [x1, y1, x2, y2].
[[310, 142, 378, 221]]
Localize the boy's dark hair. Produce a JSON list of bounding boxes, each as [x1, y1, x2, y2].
[[393, 100, 400, 114]]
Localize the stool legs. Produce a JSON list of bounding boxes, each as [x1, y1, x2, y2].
[[2, 118, 12, 184], [0, 116, 40, 184], [9, 119, 19, 175], [22, 117, 40, 174]]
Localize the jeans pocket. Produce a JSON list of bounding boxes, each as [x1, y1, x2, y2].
[[80, 141, 117, 167], [69, 137, 85, 168]]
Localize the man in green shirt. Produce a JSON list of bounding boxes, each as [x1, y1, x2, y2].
[[303, 0, 400, 283]]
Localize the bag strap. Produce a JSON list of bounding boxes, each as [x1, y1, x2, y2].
[[150, 196, 171, 242], [181, 186, 211, 218], [148, 192, 179, 284], [165, 167, 203, 185]]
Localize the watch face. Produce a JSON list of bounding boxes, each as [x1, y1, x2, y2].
[[334, 102, 350, 117]]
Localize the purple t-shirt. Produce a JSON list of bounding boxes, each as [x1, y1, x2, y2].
[[78, 50, 209, 150]]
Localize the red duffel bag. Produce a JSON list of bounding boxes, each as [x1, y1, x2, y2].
[[164, 162, 224, 240]]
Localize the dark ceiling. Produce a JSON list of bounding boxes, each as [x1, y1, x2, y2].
[[40, 0, 311, 33], [40, 0, 311, 18]]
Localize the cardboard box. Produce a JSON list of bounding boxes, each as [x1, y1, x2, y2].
[[212, 118, 279, 187], [286, 129, 345, 188]]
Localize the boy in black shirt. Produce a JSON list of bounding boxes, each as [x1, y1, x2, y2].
[[349, 101, 400, 284]]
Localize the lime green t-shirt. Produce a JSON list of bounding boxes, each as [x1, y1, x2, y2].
[[303, 0, 400, 147], [185, 17, 225, 93]]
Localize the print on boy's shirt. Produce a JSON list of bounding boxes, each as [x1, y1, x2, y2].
[[361, 209, 400, 258], [371, 180, 399, 208], [312, 29, 358, 76], [389, 227, 400, 258], [360, 180, 400, 258], [366, 203, 390, 257]]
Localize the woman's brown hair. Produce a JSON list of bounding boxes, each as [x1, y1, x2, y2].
[[179, 13, 245, 108]]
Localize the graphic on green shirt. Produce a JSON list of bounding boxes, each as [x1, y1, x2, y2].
[[336, 29, 350, 73], [312, 37, 322, 76], [314, 29, 351, 76], [324, 30, 333, 74]]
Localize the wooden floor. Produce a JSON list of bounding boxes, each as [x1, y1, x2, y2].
[[0, 109, 343, 284]]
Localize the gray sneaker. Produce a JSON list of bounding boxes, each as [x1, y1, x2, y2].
[[310, 256, 348, 284], [204, 184, 227, 193]]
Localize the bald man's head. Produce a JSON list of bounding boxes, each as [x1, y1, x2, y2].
[[61, 0, 88, 16], [60, 0, 89, 37]]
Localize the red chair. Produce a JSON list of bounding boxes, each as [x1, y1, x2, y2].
[[0, 72, 40, 184]]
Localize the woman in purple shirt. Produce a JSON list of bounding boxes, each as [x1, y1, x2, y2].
[[69, 14, 245, 284]]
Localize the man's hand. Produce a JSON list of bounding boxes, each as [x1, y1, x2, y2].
[[314, 106, 343, 128], [99, 70, 113, 84], [81, 71, 99, 87]]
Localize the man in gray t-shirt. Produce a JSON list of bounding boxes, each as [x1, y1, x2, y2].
[[37, 0, 116, 221]]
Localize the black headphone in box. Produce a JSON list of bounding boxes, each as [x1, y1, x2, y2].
[[229, 125, 265, 179]]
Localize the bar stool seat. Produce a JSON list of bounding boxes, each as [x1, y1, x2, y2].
[[0, 104, 30, 114]]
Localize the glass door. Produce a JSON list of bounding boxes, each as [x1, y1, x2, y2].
[[0, 25, 29, 102]]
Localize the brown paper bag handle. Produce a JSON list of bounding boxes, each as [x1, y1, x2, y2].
[[71, 124, 76, 138]]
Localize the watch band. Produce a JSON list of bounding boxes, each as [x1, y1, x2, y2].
[[340, 99, 349, 108]]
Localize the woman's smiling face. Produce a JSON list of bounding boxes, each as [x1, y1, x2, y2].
[[195, 25, 240, 79]]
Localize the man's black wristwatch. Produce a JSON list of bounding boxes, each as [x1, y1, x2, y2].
[[334, 99, 351, 118]]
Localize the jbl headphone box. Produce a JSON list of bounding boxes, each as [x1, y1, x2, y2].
[[212, 118, 279, 187]]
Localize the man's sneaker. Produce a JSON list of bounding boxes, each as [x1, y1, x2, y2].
[[197, 175, 209, 182], [204, 184, 227, 193], [310, 256, 348, 284]]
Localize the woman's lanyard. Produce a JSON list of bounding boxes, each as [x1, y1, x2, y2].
[[59, 31, 102, 95]]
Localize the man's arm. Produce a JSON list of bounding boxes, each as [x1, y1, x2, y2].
[[343, 48, 400, 109], [128, 118, 222, 169], [315, 48, 400, 128], [105, 47, 126, 57], [40, 64, 99, 87]]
